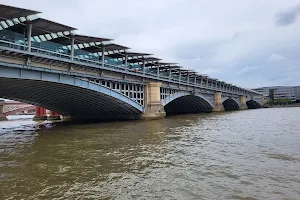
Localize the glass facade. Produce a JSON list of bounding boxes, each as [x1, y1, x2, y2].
[[253, 86, 300, 101]]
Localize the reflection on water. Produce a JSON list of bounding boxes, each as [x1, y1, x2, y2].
[[1, 108, 300, 199]]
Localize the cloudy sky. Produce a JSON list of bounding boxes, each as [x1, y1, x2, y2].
[[2, 0, 300, 88]]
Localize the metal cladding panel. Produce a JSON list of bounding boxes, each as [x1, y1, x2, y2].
[[74, 79, 84, 87], [61, 75, 74, 85], [22, 69, 40, 79], [0, 66, 18, 77], [80, 80, 89, 88], [89, 83, 100, 92], [43, 72, 60, 82]]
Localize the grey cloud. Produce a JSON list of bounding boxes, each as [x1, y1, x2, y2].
[[275, 3, 300, 26]]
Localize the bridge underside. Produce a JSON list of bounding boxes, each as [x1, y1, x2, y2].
[[222, 99, 240, 111], [246, 100, 262, 109], [164, 95, 213, 115], [0, 78, 142, 121]]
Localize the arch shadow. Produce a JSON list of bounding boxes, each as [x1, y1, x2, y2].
[[222, 98, 240, 111], [246, 100, 262, 109], [163, 94, 213, 115]]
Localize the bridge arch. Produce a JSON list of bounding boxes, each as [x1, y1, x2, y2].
[[222, 98, 240, 111], [0, 67, 144, 120], [246, 100, 262, 109], [162, 92, 214, 115]]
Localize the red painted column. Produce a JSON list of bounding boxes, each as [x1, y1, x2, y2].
[[35, 106, 40, 117], [48, 110, 61, 120], [50, 110, 55, 116], [39, 107, 46, 117], [34, 106, 47, 120]]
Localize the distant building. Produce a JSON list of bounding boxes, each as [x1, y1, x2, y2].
[[253, 86, 300, 102]]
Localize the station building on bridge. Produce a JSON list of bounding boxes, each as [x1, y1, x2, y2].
[[0, 4, 264, 121]]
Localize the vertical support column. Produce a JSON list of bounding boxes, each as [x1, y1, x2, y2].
[[187, 74, 189, 83], [70, 36, 75, 60], [33, 106, 47, 121], [157, 64, 160, 78], [141, 82, 166, 120], [124, 53, 128, 70], [40, 107, 47, 119], [34, 106, 40, 118], [50, 111, 55, 116], [48, 110, 61, 120], [179, 70, 181, 83], [169, 68, 172, 80], [239, 96, 248, 110], [0, 101, 7, 121], [27, 23, 32, 52], [213, 92, 224, 112], [194, 76, 197, 84], [142, 59, 145, 74], [206, 79, 209, 87], [101, 46, 105, 67]]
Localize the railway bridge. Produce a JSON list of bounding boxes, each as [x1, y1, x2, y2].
[[0, 4, 264, 121]]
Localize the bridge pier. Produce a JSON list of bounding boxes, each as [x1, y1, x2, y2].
[[33, 106, 47, 121], [239, 96, 248, 110], [48, 111, 61, 120], [213, 92, 225, 112], [0, 100, 7, 121], [141, 82, 166, 120]]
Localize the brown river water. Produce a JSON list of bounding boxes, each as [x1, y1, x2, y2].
[[0, 108, 300, 200]]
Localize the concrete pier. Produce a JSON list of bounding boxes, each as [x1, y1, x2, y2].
[[141, 82, 166, 120]]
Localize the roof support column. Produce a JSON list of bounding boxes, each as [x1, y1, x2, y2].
[[124, 54, 128, 70], [179, 70, 181, 83], [206, 79, 209, 87], [142, 60, 145, 74], [70, 36, 75, 60], [200, 77, 203, 86], [169, 68, 172, 80], [27, 23, 32, 52], [157, 64, 160, 78], [187, 74, 189, 84], [194, 76, 197, 84], [101, 46, 105, 67]]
